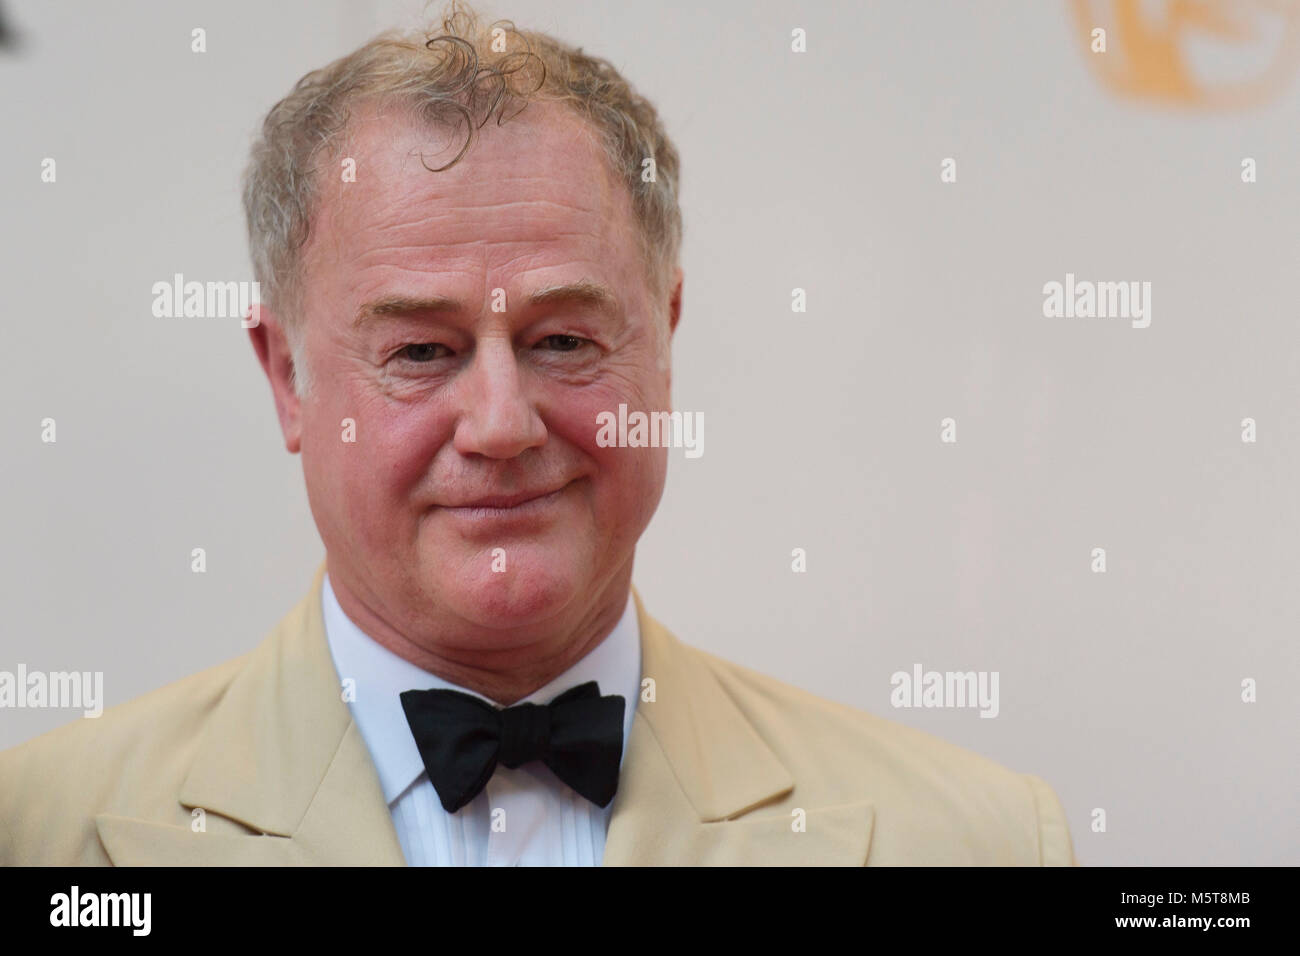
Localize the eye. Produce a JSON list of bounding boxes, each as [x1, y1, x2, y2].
[[536, 334, 589, 352], [397, 343, 450, 362]]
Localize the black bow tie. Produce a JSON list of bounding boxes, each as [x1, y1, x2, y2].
[[399, 680, 626, 814]]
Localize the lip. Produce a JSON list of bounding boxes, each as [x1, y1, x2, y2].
[[441, 482, 571, 512]]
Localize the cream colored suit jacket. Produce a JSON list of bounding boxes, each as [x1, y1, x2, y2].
[[0, 563, 1076, 865]]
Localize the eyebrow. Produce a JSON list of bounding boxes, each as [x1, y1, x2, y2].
[[353, 278, 622, 330]]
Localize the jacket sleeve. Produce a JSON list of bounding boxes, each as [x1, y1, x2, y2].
[[0, 748, 16, 866], [1023, 773, 1078, 866]]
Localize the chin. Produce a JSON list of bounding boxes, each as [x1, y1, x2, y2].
[[438, 557, 582, 632]]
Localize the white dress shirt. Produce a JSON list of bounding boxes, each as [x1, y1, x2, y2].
[[321, 573, 641, 866]]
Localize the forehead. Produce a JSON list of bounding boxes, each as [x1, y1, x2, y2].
[[302, 98, 644, 300]]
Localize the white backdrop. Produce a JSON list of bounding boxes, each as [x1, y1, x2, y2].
[[1, 0, 1297, 865]]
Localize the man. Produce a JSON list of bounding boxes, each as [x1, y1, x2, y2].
[[0, 3, 1075, 866]]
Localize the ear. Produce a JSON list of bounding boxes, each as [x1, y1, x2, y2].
[[662, 267, 684, 392], [247, 304, 303, 454], [667, 266, 684, 336]]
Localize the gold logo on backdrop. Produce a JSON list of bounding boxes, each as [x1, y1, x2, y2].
[[1073, 0, 1300, 108]]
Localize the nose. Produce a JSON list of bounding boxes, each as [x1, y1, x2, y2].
[[452, 335, 547, 459]]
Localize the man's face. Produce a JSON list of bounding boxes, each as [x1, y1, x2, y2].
[[269, 101, 678, 648]]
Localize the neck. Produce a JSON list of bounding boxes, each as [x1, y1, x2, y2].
[[325, 562, 634, 706]]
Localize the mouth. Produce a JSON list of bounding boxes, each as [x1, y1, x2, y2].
[[446, 484, 568, 510], [437, 480, 574, 522]]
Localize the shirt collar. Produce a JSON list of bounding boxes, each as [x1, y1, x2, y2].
[[322, 572, 642, 805]]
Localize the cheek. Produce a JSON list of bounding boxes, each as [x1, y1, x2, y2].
[[544, 383, 670, 518], [365, 405, 450, 494], [541, 346, 671, 450], [303, 387, 450, 513]]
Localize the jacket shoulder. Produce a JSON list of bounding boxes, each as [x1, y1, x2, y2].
[[684, 642, 1076, 865], [0, 652, 249, 865]]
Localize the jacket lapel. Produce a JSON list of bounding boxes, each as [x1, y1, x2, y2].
[[97, 561, 406, 866], [602, 592, 875, 865], [97, 567, 873, 865]]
